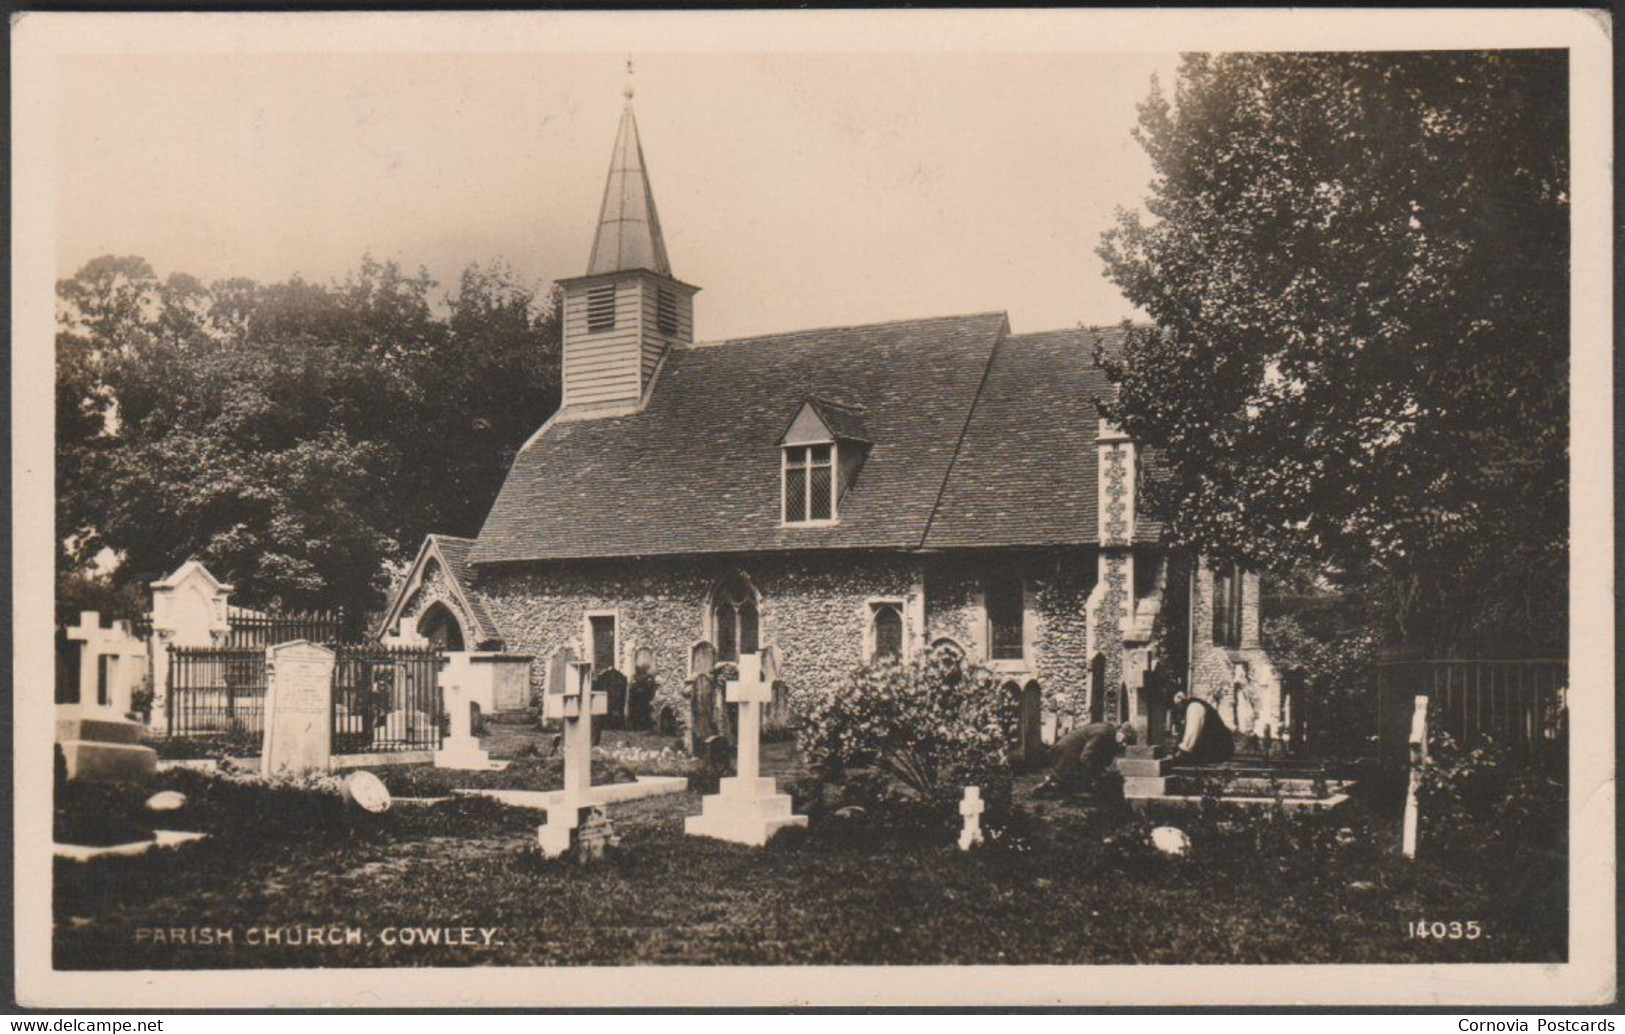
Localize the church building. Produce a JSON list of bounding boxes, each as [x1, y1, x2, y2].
[[378, 87, 1283, 751]]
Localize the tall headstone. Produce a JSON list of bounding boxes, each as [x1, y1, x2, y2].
[[684, 652, 808, 846], [261, 641, 336, 778], [686, 640, 718, 755], [537, 660, 609, 858], [148, 561, 234, 732], [1402, 695, 1429, 859]]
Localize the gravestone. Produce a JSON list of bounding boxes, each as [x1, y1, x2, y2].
[[147, 561, 234, 732], [595, 668, 629, 729], [342, 770, 392, 813], [436, 654, 493, 770], [537, 660, 609, 858], [684, 652, 808, 846], [656, 704, 679, 737], [629, 649, 656, 730], [1402, 695, 1429, 859], [687, 641, 719, 756], [958, 786, 985, 851], [261, 641, 336, 778], [57, 612, 157, 783]]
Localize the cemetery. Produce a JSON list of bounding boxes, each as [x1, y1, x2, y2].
[[52, 563, 1567, 969], [45, 57, 1571, 978]]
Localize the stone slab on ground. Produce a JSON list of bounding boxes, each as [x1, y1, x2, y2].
[[59, 740, 157, 783], [54, 830, 208, 862], [457, 775, 688, 811], [56, 716, 145, 746], [1115, 756, 1172, 778]]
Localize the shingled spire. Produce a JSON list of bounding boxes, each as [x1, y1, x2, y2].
[[556, 72, 699, 418], [586, 81, 671, 277]]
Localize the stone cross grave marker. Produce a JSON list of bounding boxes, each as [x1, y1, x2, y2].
[[958, 786, 985, 851], [537, 659, 608, 858], [684, 651, 808, 846], [261, 641, 336, 778], [1402, 695, 1429, 859], [435, 653, 494, 770], [65, 612, 148, 715]]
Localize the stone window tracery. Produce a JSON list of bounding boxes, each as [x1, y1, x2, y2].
[[711, 575, 760, 663]]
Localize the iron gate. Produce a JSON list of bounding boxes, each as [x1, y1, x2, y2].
[[331, 645, 445, 754], [167, 646, 268, 742]]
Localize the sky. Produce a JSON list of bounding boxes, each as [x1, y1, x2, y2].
[[56, 50, 1179, 340]]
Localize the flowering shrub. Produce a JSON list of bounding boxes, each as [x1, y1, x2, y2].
[[592, 741, 700, 777], [793, 645, 1020, 815]]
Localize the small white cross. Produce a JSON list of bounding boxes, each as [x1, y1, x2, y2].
[[958, 786, 985, 851]]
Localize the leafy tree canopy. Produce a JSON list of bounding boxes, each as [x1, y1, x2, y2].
[[57, 255, 561, 618], [1098, 51, 1568, 654]]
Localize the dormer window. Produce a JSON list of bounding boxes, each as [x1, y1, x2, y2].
[[778, 397, 871, 528], [783, 443, 836, 524], [586, 283, 617, 332]]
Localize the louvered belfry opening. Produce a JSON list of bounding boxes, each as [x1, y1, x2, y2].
[[586, 283, 617, 332], [556, 91, 699, 414]]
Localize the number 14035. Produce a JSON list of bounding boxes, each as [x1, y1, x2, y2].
[[1407, 919, 1484, 940]]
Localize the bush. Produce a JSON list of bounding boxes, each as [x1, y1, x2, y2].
[[150, 726, 261, 761], [1417, 733, 1567, 941], [1263, 611, 1382, 758], [793, 647, 1020, 822]]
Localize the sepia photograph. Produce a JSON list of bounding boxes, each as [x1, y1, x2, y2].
[[9, 8, 1614, 1010]]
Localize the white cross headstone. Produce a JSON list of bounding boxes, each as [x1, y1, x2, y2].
[[684, 651, 808, 846], [1402, 695, 1429, 859], [434, 653, 494, 770], [727, 653, 773, 783], [958, 786, 985, 851], [537, 660, 608, 857], [65, 612, 148, 717]]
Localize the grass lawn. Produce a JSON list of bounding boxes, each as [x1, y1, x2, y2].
[[53, 747, 1564, 969]]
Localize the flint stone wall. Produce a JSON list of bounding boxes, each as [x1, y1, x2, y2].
[[1188, 560, 1283, 739], [472, 549, 1105, 735]]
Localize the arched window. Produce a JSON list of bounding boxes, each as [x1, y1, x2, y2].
[[870, 603, 903, 663], [417, 602, 465, 652], [985, 573, 1025, 661], [711, 575, 760, 663]]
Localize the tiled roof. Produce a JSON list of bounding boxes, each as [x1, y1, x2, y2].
[[922, 327, 1122, 549], [425, 535, 503, 643], [471, 315, 1154, 564], [473, 312, 1008, 562], [803, 398, 873, 444]]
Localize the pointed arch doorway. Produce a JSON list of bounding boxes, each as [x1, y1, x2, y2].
[[417, 602, 466, 652]]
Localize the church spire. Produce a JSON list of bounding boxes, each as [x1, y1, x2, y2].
[[555, 72, 697, 417], [586, 69, 671, 277]]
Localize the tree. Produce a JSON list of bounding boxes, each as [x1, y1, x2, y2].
[[56, 254, 562, 618], [1098, 51, 1568, 655]]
